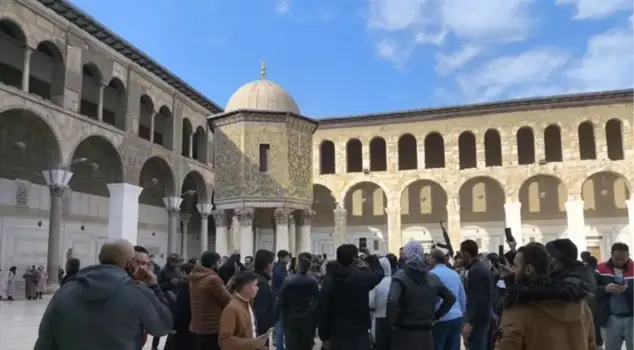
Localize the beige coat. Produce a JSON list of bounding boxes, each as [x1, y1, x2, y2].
[[218, 296, 267, 350]]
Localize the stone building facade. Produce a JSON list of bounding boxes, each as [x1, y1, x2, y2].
[[0, 0, 632, 284]]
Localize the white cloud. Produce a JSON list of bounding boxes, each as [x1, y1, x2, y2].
[[435, 44, 481, 75], [375, 39, 412, 67], [556, 0, 632, 19], [451, 19, 633, 102], [456, 48, 571, 101], [275, 0, 291, 14], [366, 0, 538, 65]]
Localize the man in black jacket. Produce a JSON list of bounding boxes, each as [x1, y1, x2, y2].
[[317, 244, 384, 350], [252, 249, 276, 337], [276, 256, 319, 350], [387, 241, 456, 349], [460, 239, 493, 350]]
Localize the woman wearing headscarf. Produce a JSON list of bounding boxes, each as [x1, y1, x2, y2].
[[369, 257, 393, 350], [36, 265, 48, 299], [23, 265, 38, 300], [5, 266, 16, 301]]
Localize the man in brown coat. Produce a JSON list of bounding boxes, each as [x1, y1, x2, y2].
[[495, 243, 595, 350], [189, 251, 232, 350], [219, 271, 271, 350]]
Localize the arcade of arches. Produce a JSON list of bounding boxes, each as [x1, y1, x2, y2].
[[0, 107, 217, 285], [312, 171, 633, 260]]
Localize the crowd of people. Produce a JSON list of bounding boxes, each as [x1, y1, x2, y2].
[[22, 234, 633, 350]]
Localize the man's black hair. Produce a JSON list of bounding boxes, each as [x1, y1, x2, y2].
[[277, 250, 290, 260], [233, 271, 258, 292], [336, 244, 358, 267], [545, 239, 578, 263], [66, 258, 81, 274], [518, 244, 550, 277], [297, 257, 311, 274], [200, 251, 221, 269], [254, 249, 275, 272], [612, 242, 629, 253], [385, 253, 398, 268], [134, 245, 149, 254], [298, 252, 312, 261], [460, 239, 479, 258], [180, 263, 195, 275], [431, 249, 447, 264]]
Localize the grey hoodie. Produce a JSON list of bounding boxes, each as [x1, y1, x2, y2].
[[34, 264, 173, 350]]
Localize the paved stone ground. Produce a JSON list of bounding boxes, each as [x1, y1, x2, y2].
[[0, 296, 322, 350]]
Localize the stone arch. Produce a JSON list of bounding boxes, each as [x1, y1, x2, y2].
[[0, 108, 62, 185], [344, 181, 388, 227], [0, 17, 27, 89], [516, 126, 535, 165], [319, 140, 335, 175], [68, 135, 124, 197], [138, 94, 155, 141], [458, 176, 505, 223], [30, 40, 65, 105], [369, 137, 387, 172], [154, 105, 174, 150], [312, 184, 336, 227], [346, 138, 362, 173], [193, 126, 207, 162], [458, 131, 477, 169], [401, 225, 435, 251], [400, 179, 448, 225], [138, 156, 176, 206], [606, 119, 624, 160], [581, 171, 631, 219], [181, 170, 208, 203], [424, 132, 445, 168], [79, 63, 104, 120], [519, 175, 567, 220], [544, 124, 563, 163], [578, 121, 596, 160], [484, 129, 502, 167], [397, 133, 417, 170], [181, 118, 193, 157], [102, 77, 126, 131]]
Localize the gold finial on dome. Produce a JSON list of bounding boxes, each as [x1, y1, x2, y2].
[[260, 61, 266, 80]]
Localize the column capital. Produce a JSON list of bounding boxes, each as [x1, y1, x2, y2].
[[162, 196, 183, 212], [385, 205, 401, 215], [274, 208, 292, 225], [211, 209, 227, 226], [236, 208, 255, 225], [298, 209, 315, 226], [197, 203, 214, 216]]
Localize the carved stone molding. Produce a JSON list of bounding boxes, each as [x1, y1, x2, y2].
[[212, 209, 227, 227], [236, 208, 255, 226], [274, 208, 292, 225], [298, 209, 315, 226]]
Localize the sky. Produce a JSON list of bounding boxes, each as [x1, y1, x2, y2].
[[69, 0, 633, 118]]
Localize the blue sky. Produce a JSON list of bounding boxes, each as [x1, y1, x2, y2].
[[69, 0, 633, 118]]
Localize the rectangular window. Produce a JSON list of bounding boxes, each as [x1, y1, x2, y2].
[[259, 144, 270, 172], [359, 237, 367, 250], [373, 240, 380, 251]]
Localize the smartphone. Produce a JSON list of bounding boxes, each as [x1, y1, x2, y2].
[[504, 228, 515, 243], [498, 245, 507, 264]]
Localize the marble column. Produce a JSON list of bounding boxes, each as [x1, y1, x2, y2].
[[197, 203, 213, 253], [288, 213, 297, 254], [236, 208, 255, 259], [96, 84, 105, 122], [298, 209, 314, 254], [150, 113, 156, 144], [565, 199, 587, 257], [385, 204, 402, 254], [180, 213, 191, 258], [188, 133, 194, 158], [22, 47, 31, 92], [43, 169, 73, 288], [445, 197, 461, 247], [163, 197, 182, 255], [274, 208, 291, 253], [230, 215, 240, 252], [213, 209, 229, 257], [503, 201, 523, 246], [625, 198, 634, 248], [333, 206, 347, 247], [106, 183, 143, 244]]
